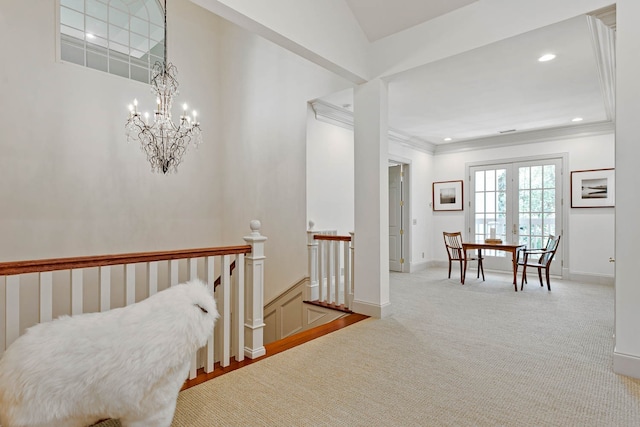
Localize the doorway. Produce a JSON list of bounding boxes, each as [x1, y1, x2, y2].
[[468, 156, 564, 275], [389, 162, 410, 272]]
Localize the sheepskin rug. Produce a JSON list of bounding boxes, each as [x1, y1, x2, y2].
[[0, 279, 219, 427]]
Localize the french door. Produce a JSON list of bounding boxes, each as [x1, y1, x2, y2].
[[468, 158, 563, 275]]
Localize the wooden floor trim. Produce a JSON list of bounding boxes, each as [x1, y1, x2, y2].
[[182, 312, 369, 390]]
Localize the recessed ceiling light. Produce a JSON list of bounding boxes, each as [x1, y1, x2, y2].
[[538, 53, 556, 62], [444, 137, 452, 142], [86, 33, 95, 39], [571, 117, 583, 122]]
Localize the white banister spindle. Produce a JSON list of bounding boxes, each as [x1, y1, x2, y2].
[[204, 256, 215, 373], [243, 220, 267, 359], [220, 255, 231, 367], [71, 269, 83, 315], [40, 272, 53, 323], [147, 261, 158, 296], [99, 266, 111, 312], [169, 259, 179, 287], [333, 241, 340, 305], [343, 240, 350, 308], [325, 241, 331, 302], [5, 276, 20, 350], [188, 258, 197, 280], [234, 253, 245, 362], [125, 264, 136, 305], [318, 240, 325, 302]]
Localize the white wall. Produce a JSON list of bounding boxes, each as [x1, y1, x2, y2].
[[214, 18, 352, 303], [0, 0, 352, 307], [306, 109, 354, 235], [0, 0, 223, 260]]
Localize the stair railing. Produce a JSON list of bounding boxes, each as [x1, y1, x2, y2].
[[0, 220, 267, 380], [306, 222, 354, 310]]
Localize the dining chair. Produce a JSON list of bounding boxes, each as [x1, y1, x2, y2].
[[518, 235, 562, 291], [443, 232, 485, 284]]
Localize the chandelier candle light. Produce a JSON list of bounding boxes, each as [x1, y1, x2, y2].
[[125, 0, 201, 174]]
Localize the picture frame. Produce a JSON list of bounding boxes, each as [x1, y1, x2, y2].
[[570, 168, 615, 208], [433, 180, 463, 211]]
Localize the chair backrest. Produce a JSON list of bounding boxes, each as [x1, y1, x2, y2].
[[443, 232, 464, 261], [540, 234, 561, 266]]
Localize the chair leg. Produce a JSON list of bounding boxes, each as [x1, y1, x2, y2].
[[538, 268, 544, 287], [521, 265, 527, 291], [461, 260, 466, 284], [545, 268, 551, 291], [448, 260, 452, 278], [479, 258, 485, 281]]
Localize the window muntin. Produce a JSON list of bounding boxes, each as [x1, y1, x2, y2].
[[59, 0, 164, 83]]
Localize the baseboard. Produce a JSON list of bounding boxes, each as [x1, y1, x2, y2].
[[408, 261, 428, 272], [351, 300, 392, 318], [613, 350, 640, 379], [567, 271, 614, 286]]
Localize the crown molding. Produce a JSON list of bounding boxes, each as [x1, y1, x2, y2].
[[433, 120, 615, 154], [310, 100, 436, 153], [310, 100, 614, 156]]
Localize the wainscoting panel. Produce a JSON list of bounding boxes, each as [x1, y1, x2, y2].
[[263, 278, 346, 344]]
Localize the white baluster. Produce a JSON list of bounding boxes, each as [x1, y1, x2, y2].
[[71, 269, 83, 315], [5, 276, 20, 349], [318, 239, 324, 302], [169, 259, 179, 287], [125, 264, 136, 306], [220, 255, 231, 367], [343, 240, 350, 309], [204, 256, 215, 373], [40, 272, 53, 322], [147, 261, 158, 296], [243, 220, 267, 359], [188, 258, 197, 280], [188, 258, 199, 379], [234, 253, 245, 362], [99, 266, 111, 312], [334, 240, 340, 306]]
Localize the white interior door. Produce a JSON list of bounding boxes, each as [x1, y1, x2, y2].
[[469, 157, 563, 275], [389, 165, 403, 272]]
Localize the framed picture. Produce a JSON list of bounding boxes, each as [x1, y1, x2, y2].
[[570, 168, 615, 208], [433, 180, 463, 211]]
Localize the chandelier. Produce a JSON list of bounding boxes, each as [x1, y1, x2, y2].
[[125, 0, 201, 174]]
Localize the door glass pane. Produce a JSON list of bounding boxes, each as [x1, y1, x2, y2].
[[475, 171, 485, 191]]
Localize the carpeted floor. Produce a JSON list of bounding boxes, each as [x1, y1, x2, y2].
[[99, 268, 640, 426]]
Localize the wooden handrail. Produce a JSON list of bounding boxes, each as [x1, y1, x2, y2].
[[313, 235, 351, 242], [0, 245, 252, 276]]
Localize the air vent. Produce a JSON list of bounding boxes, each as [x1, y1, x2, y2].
[[498, 129, 517, 134]]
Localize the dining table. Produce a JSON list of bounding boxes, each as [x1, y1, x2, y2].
[[462, 241, 526, 291]]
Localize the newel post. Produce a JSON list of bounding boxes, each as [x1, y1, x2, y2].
[[243, 220, 267, 359], [307, 220, 319, 301]]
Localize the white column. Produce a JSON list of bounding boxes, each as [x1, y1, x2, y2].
[[614, 0, 640, 379], [243, 220, 267, 359], [352, 78, 391, 318]]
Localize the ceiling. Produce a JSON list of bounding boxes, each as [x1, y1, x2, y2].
[[344, 0, 479, 42], [319, 2, 615, 149]]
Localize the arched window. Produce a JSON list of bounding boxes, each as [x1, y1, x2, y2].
[[59, 0, 164, 83]]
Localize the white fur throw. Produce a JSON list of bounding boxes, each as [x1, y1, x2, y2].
[[0, 279, 219, 427]]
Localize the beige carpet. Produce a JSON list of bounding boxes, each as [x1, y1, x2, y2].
[[99, 268, 640, 426]]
